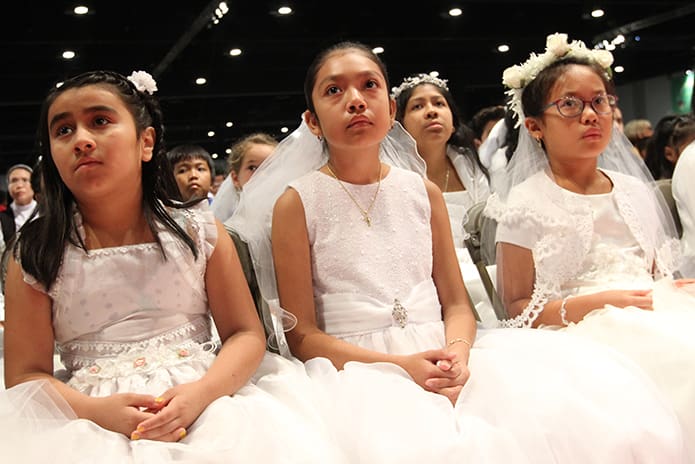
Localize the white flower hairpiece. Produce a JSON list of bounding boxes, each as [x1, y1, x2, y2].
[[503, 33, 614, 124], [391, 72, 449, 99], [127, 70, 158, 95]]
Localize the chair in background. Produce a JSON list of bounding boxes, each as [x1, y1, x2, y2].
[[655, 178, 683, 238], [226, 227, 281, 354], [463, 201, 508, 322]]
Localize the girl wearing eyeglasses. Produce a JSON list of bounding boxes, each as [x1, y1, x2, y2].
[[485, 33, 695, 457]]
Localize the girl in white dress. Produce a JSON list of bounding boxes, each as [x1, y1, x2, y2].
[[230, 41, 687, 463], [392, 73, 491, 251], [393, 74, 497, 322], [0, 70, 343, 463], [484, 32, 695, 460]]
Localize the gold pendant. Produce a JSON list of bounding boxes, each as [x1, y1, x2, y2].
[[363, 214, 371, 227]]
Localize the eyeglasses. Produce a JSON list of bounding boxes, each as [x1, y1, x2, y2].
[[542, 94, 618, 118]]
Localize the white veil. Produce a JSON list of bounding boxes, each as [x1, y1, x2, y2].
[[210, 175, 239, 223], [227, 118, 426, 355], [483, 121, 682, 328]]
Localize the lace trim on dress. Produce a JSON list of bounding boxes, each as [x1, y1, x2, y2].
[[67, 340, 216, 390], [484, 170, 673, 328], [58, 316, 213, 371]]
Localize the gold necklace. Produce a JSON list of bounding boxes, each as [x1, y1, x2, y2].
[[442, 165, 450, 193], [325, 162, 382, 226]]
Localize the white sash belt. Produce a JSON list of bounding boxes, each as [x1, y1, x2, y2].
[[316, 279, 442, 337]]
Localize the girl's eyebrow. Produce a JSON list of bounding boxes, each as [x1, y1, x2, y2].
[[49, 105, 117, 131], [316, 70, 382, 89]]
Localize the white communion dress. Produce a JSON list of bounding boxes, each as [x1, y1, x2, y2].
[[0, 205, 345, 464], [286, 166, 687, 464], [494, 169, 695, 460]]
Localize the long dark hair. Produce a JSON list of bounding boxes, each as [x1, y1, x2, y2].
[[13, 70, 198, 290], [394, 76, 489, 180]]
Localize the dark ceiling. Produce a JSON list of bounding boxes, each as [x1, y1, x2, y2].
[[1, 0, 694, 174]]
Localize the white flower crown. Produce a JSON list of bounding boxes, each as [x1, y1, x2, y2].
[[503, 33, 614, 123], [391, 72, 448, 99], [127, 70, 158, 95]]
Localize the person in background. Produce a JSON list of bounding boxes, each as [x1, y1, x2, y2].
[[669, 115, 695, 277], [393, 72, 490, 257], [167, 144, 215, 202], [469, 105, 506, 149], [644, 114, 695, 180], [624, 118, 653, 159], [209, 173, 225, 196], [211, 132, 277, 223], [613, 106, 625, 132], [0, 163, 37, 244]]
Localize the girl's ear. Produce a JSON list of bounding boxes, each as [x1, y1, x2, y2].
[[231, 171, 241, 190], [389, 97, 396, 125], [525, 117, 544, 141], [664, 145, 678, 164], [140, 127, 155, 162], [303, 110, 322, 138]]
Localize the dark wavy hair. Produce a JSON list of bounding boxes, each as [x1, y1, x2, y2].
[[12, 70, 198, 290], [394, 76, 489, 180]]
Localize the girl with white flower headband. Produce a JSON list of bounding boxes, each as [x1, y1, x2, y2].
[[485, 32, 695, 457], [0, 70, 346, 463], [393, 72, 491, 254], [230, 41, 687, 463]]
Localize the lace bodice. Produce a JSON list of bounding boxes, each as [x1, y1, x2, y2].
[[487, 169, 680, 327], [22, 204, 218, 371], [289, 167, 432, 304]]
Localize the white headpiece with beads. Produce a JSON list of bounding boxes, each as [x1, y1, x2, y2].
[[502, 33, 614, 125], [391, 72, 448, 99]]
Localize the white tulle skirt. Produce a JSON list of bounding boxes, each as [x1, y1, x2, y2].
[[0, 352, 347, 464], [562, 278, 695, 461], [303, 321, 687, 464]]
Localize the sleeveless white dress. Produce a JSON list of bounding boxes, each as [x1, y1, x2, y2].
[[0, 204, 345, 463], [288, 166, 687, 464], [497, 171, 695, 460]]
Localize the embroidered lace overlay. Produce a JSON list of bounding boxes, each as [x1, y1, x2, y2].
[[487, 169, 680, 327], [290, 167, 432, 304], [21, 203, 218, 375]]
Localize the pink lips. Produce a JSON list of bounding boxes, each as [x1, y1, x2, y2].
[[75, 158, 100, 171], [348, 116, 371, 128], [583, 128, 602, 138]]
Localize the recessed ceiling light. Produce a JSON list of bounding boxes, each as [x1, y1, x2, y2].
[[497, 44, 510, 53], [212, 153, 219, 159], [56, 82, 64, 88], [62, 50, 76, 59], [73, 6, 89, 15], [280, 127, 289, 133], [226, 121, 234, 127], [449, 8, 462, 17], [372, 47, 384, 54], [591, 9, 604, 18], [196, 77, 207, 85], [229, 48, 242, 57], [225, 148, 232, 154], [208, 131, 215, 137], [278, 6, 292, 15], [614, 66, 624, 73]]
